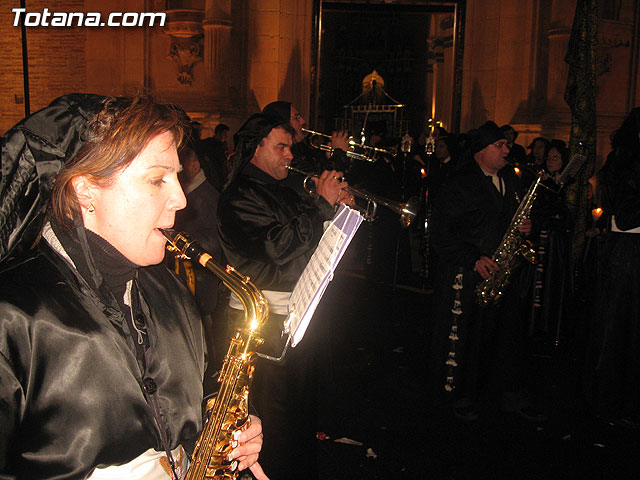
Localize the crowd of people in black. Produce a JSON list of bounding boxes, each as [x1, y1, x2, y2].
[[342, 117, 638, 431], [185, 107, 640, 434], [160, 105, 640, 463], [1, 93, 639, 479]]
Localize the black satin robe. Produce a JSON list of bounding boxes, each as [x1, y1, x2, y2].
[[528, 180, 574, 344], [174, 176, 222, 316], [217, 163, 334, 292], [217, 163, 334, 480], [0, 239, 205, 479], [587, 151, 640, 421]]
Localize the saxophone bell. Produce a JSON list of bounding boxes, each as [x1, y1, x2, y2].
[[518, 240, 537, 265]]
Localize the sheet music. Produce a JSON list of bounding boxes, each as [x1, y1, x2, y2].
[[558, 143, 588, 186], [287, 205, 364, 347]]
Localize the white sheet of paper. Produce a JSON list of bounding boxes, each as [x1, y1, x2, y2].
[[287, 205, 363, 347]]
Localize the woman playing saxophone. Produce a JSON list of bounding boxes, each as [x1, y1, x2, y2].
[[0, 95, 267, 479]]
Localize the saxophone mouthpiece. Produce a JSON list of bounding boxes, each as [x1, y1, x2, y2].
[[158, 228, 177, 243]]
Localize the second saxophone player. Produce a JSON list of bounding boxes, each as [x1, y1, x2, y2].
[[428, 121, 546, 424]]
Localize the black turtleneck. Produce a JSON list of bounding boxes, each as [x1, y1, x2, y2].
[[51, 220, 138, 312]]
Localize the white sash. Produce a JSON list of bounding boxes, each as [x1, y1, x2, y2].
[[88, 446, 188, 479], [611, 215, 640, 234], [229, 289, 290, 316]]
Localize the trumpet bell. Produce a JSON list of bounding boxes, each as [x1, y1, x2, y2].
[[357, 192, 418, 228], [285, 165, 416, 228], [398, 197, 419, 228], [301, 127, 395, 163]]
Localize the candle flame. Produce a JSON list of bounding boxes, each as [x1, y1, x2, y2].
[[592, 207, 603, 221]]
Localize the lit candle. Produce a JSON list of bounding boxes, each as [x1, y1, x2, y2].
[[591, 207, 603, 229], [514, 166, 521, 176], [592, 207, 603, 222]]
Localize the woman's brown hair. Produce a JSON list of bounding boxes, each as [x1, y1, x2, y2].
[[50, 95, 188, 227]]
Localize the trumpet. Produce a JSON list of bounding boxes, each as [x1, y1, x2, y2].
[[302, 128, 397, 163], [285, 165, 418, 228]]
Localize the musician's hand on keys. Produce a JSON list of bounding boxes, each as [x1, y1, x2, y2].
[[313, 170, 347, 206], [474, 256, 499, 279], [518, 218, 532, 236], [230, 415, 270, 480], [337, 188, 356, 207]]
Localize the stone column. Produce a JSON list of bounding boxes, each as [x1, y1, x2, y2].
[[204, 0, 232, 73], [247, 1, 282, 108], [246, 0, 313, 112], [542, 0, 576, 131]]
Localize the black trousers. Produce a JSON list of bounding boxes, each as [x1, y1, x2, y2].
[[429, 264, 531, 405], [227, 309, 319, 480]]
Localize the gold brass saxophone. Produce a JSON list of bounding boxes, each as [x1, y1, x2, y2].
[[475, 172, 543, 306], [161, 229, 269, 480]]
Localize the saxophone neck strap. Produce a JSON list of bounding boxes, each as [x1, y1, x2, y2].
[[123, 280, 181, 480]]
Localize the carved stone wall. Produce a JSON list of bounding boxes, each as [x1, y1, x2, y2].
[[1, 0, 314, 137], [247, 0, 313, 117], [85, 0, 146, 98], [427, 13, 455, 131], [461, 0, 640, 166], [2, 0, 637, 163]]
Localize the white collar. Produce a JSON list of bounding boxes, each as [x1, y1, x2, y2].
[[479, 165, 498, 177]]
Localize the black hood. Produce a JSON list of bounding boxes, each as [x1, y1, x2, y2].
[[0, 93, 107, 262], [226, 113, 287, 189]]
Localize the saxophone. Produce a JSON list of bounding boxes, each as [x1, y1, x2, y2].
[[475, 172, 543, 306], [161, 229, 269, 480]]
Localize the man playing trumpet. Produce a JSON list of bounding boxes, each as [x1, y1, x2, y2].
[[217, 113, 353, 480], [262, 100, 351, 196]]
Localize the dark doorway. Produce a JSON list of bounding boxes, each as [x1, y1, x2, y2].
[[312, 1, 465, 138]]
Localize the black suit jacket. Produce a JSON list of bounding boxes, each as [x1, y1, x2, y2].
[[431, 160, 525, 270]]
